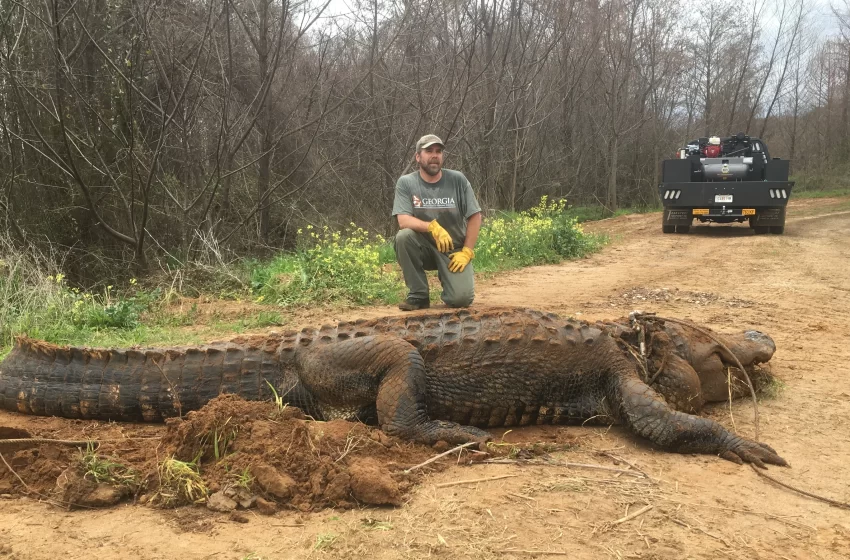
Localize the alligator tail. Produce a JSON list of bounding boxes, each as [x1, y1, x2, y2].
[[0, 337, 284, 421]]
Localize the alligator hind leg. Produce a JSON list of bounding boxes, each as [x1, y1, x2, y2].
[[295, 335, 490, 446]]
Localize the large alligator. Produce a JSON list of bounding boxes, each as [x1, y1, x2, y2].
[[0, 308, 786, 467]]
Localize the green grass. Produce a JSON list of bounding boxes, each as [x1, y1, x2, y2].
[[564, 204, 659, 223], [0, 197, 607, 355], [228, 467, 255, 490], [757, 375, 786, 401], [79, 443, 139, 487], [152, 456, 208, 507], [314, 533, 339, 550], [793, 187, 850, 199], [790, 164, 850, 196], [788, 164, 850, 203]]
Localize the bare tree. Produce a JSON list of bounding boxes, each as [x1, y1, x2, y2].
[[0, 0, 847, 279]]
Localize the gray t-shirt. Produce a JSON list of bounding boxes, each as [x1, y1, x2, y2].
[[392, 169, 482, 248]]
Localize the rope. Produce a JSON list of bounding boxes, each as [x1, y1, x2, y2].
[[646, 352, 669, 386], [0, 437, 162, 448], [629, 315, 850, 510], [751, 465, 850, 510]]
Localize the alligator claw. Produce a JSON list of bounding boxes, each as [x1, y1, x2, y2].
[[721, 439, 789, 468], [400, 420, 492, 447]]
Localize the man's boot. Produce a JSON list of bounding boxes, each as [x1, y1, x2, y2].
[[398, 297, 430, 311]]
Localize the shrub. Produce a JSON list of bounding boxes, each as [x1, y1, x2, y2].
[[251, 224, 404, 306], [68, 282, 159, 329], [475, 196, 605, 271]]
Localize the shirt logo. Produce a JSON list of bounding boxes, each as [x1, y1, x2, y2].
[[413, 196, 456, 209]]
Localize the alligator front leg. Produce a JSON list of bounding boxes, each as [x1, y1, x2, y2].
[[295, 336, 490, 446], [613, 374, 788, 468]]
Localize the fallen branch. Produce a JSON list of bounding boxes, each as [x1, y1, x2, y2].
[[0, 438, 92, 448], [560, 461, 648, 477], [610, 504, 653, 526], [665, 515, 731, 547], [726, 366, 738, 434], [434, 474, 518, 488], [646, 352, 669, 386], [661, 497, 815, 531], [598, 451, 656, 481], [503, 550, 568, 556], [0, 452, 33, 492], [484, 458, 648, 478], [404, 442, 478, 474]]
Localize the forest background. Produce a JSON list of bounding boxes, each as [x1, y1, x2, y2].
[[0, 0, 849, 287]]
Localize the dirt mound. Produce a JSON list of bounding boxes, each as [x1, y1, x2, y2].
[[0, 444, 72, 497], [154, 394, 439, 512], [0, 395, 453, 512]]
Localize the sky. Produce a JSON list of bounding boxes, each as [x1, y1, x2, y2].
[[312, 0, 846, 39]]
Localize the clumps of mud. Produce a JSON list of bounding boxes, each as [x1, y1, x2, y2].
[[154, 395, 437, 512], [0, 396, 580, 513], [0, 395, 449, 513]]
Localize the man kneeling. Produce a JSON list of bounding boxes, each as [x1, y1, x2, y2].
[[391, 134, 483, 310]]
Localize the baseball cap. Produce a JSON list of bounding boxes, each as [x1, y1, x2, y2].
[[416, 134, 444, 151]]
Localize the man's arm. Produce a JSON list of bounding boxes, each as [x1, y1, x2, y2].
[[463, 212, 482, 249], [397, 214, 432, 232]]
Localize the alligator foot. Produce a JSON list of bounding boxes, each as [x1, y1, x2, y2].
[[405, 420, 492, 447], [719, 436, 788, 468]]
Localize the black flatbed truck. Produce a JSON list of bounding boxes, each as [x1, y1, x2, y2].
[[659, 133, 794, 234]]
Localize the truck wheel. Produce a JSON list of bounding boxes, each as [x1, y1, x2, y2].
[[753, 226, 770, 235], [770, 226, 785, 234], [662, 225, 675, 234], [676, 225, 690, 234]]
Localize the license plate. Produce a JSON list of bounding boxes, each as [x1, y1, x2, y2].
[[692, 209, 709, 215], [715, 194, 733, 203], [742, 209, 755, 215]]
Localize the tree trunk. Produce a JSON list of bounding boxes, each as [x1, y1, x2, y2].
[[257, 2, 272, 245], [608, 134, 619, 212]]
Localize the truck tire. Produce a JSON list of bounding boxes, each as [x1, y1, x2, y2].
[[662, 225, 675, 234], [676, 225, 690, 233], [770, 226, 785, 234], [753, 226, 770, 235]]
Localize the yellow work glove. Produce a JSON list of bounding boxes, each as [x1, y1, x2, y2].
[[448, 247, 474, 273], [427, 220, 454, 253]]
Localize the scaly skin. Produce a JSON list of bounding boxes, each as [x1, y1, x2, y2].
[[0, 308, 787, 467]]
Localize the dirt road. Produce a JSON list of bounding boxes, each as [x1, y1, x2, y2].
[[2, 198, 849, 559]]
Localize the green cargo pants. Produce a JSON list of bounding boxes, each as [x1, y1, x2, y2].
[[394, 228, 475, 307]]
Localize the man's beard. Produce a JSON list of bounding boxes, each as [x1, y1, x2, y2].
[[420, 160, 441, 177]]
